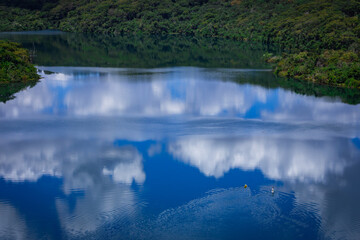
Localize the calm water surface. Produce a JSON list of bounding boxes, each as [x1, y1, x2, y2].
[[0, 32, 360, 240]]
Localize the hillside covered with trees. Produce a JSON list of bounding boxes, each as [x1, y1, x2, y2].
[[0, 0, 359, 88]]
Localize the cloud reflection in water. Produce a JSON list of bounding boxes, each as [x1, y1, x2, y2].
[[0, 67, 359, 125], [0, 67, 359, 239], [0, 139, 146, 237], [169, 136, 356, 182]]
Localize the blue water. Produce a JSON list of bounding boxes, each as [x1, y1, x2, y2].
[[1, 33, 360, 239]]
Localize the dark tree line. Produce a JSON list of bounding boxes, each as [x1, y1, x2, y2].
[[0, 0, 59, 10]]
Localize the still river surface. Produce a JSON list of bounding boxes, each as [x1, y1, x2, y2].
[[0, 32, 360, 240]]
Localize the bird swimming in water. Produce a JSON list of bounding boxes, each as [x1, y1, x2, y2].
[[271, 186, 275, 194], [244, 184, 248, 188]]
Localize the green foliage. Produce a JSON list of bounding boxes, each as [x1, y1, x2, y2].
[[270, 50, 360, 88], [0, 40, 40, 82], [1, 0, 359, 48], [0, 0, 360, 88], [1, 0, 358, 50]]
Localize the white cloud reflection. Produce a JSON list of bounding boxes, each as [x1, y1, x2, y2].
[[0, 138, 146, 236], [56, 180, 141, 236], [0, 80, 53, 118], [0, 139, 145, 188], [0, 203, 28, 240], [0, 66, 360, 239], [169, 136, 358, 183], [166, 133, 360, 240], [0, 67, 358, 124]]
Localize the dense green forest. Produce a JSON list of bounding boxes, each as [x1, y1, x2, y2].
[[0, 0, 359, 88]]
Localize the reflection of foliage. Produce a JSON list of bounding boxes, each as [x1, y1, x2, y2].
[[0, 80, 38, 103], [231, 72, 360, 105], [0, 33, 274, 68], [0, 40, 40, 82]]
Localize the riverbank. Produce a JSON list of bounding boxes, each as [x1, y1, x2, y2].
[[266, 50, 360, 88], [0, 40, 40, 102], [0, 40, 40, 83], [0, 0, 359, 88]]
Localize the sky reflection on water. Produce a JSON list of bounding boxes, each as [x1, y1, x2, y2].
[[0, 67, 360, 239], [1, 67, 359, 124]]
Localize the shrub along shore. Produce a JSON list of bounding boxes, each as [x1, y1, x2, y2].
[[0, 0, 359, 88], [0, 40, 40, 83]]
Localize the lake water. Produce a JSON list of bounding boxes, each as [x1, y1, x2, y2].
[[1, 32, 360, 240]]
